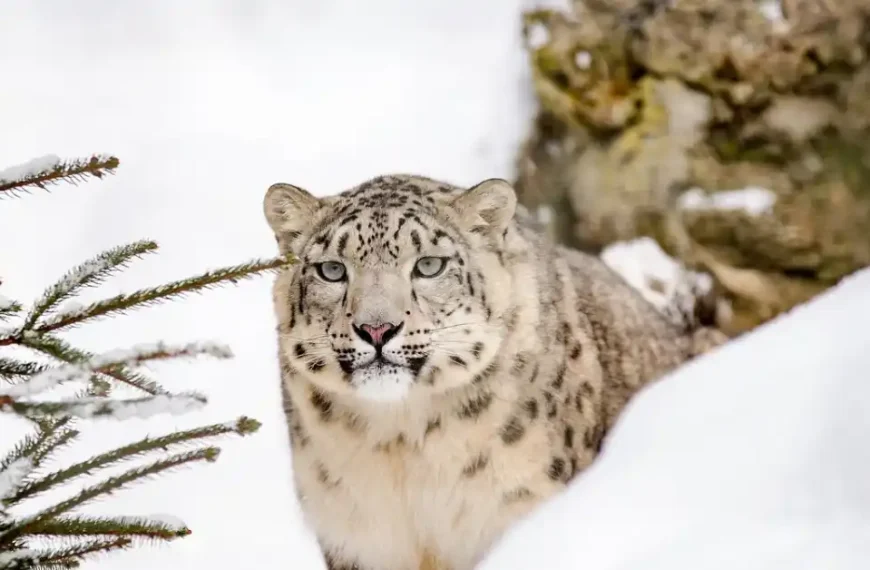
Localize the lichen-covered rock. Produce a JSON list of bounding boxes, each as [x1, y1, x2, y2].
[[516, 0, 870, 335]]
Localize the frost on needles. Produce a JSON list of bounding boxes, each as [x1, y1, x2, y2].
[[0, 154, 293, 569]]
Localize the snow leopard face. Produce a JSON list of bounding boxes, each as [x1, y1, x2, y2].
[[264, 174, 517, 403]]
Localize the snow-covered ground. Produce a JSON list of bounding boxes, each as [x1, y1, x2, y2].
[[2, 1, 869, 569]]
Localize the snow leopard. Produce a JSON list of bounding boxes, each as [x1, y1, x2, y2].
[[263, 174, 725, 570]]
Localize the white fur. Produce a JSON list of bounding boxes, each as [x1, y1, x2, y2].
[[352, 365, 414, 402], [289, 377, 559, 570]]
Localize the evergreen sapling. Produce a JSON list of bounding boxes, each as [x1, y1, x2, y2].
[[0, 155, 291, 568]]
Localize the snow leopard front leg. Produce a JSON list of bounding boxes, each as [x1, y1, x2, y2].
[[324, 552, 361, 570], [324, 551, 451, 570]]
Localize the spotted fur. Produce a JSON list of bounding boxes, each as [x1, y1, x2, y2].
[[263, 174, 725, 570]]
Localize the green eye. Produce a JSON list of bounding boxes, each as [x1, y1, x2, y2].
[[413, 256, 447, 278], [316, 261, 347, 282]]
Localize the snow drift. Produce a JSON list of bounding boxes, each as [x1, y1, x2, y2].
[[478, 267, 870, 570]]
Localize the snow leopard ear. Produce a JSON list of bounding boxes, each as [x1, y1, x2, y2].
[[450, 178, 517, 237], [263, 182, 323, 254]]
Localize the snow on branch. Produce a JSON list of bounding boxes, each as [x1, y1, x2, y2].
[[0, 549, 37, 570], [12, 537, 132, 568], [0, 151, 271, 566], [0, 155, 119, 197], [0, 296, 21, 321], [0, 155, 59, 187], [34, 256, 293, 333], [22, 514, 191, 541], [23, 240, 159, 328], [0, 358, 50, 384], [18, 333, 170, 395], [0, 419, 78, 476], [0, 392, 208, 421], [1, 433, 44, 473], [0, 341, 232, 399], [0, 458, 33, 502]]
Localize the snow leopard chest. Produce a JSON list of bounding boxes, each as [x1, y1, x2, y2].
[[291, 400, 566, 570]]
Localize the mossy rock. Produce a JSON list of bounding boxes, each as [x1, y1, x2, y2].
[[514, 0, 870, 335]]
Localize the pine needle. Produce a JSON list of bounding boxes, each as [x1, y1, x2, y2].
[[0, 433, 42, 473], [29, 427, 79, 471], [0, 298, 22, 321], [0, 359, 50, 384], [34, 256, 292, 333], [0, 151, 271, 566], [0, 418, 76, 473], [19, 334, 168, 396], [0, 392, 208, 421], [0, 155, 119, 198], [20, 536, 132, 567], [24, 240, 158, 329], [1, 341, 232, 399], [6, 418, 259, 506], [0, 447, 220, 546], [22, 515, 190, 541]]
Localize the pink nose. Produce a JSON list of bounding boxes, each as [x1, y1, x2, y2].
[[358, 322, 400, 347]]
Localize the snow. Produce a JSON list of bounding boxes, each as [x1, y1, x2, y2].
[[41, 257, 127, 309], [103, 514, 190, 533], [600, 237, 712, 327], [0, 2, 866, 570], [0, 295, 17, 312], [479, 266, 870, 570], [52, 300, 87, 319], [0, 155, 60, 185], [91, 341, 234, 367], [759, 0, 790, 34], [574, 50, 592, 70], [142, 513, 188, 529], [96, 394, 208, 420], [525, 21, 549, 49], [0, 458, 33, 502], [535, 205, 553, 226], [0, 341, 231, 398], [1, 393, 208, 420], [0, 550, 36, 568], [678, 186, 777, 216], [0, 364, 85, 397]]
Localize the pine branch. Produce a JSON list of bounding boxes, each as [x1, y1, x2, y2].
[[5, 417, 259, 506], [22, 515, 190, 541], [0, 359, 50, 384], [0, 447, 220, 547], [0, 297, 22, 321], [34, 256, 292, 334], [84, 378, 111, 397], [0, 392, 208, 421], [18, 536, 132, 568], [29, 426, 79, 471], [18, 334, 168, 395], [0, 433, 41, 473], [0, 341, 231, 399], [0, 155, 119, 198], [22, 240, 158, 329], [0, 418, 75, 472]]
